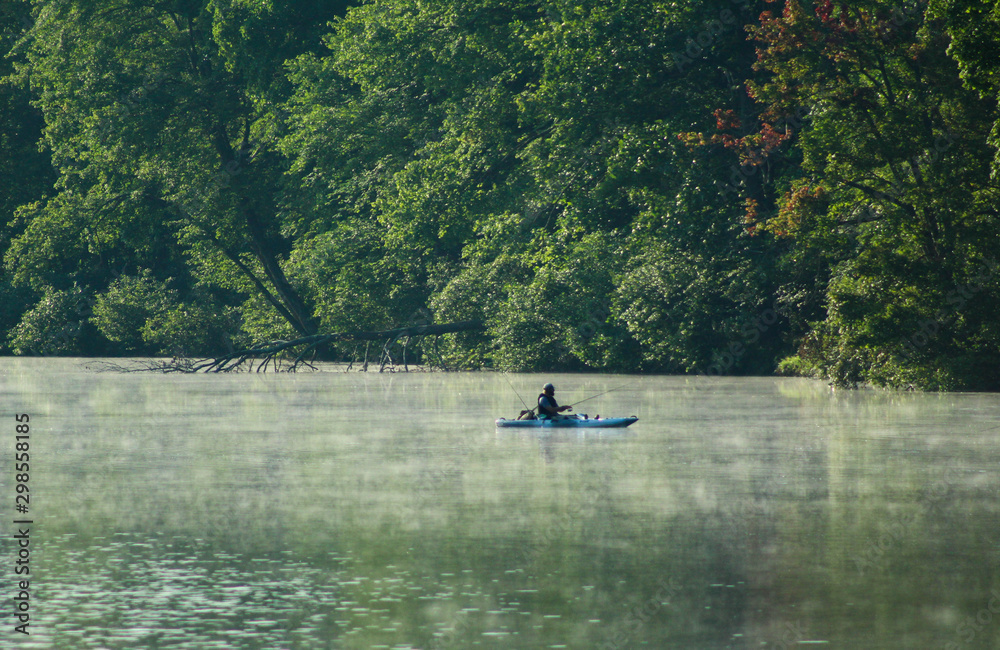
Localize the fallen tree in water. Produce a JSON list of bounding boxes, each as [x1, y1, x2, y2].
[[112, 320, 484, 373]]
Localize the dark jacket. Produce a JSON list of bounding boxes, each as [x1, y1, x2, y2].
[[537, 393, 560, 418]]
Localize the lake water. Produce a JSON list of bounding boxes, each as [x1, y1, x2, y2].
[[2, 358, 1000, 649]]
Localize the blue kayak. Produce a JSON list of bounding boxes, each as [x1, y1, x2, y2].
[[495, 415, 638, 428]]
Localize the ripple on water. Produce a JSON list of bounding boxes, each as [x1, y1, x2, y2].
[[27, 531, 552, 648]]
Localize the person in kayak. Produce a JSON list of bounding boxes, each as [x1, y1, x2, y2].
[[537, 383, 572, 419]]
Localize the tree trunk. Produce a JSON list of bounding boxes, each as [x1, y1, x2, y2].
[[242, 204, 317, 336]]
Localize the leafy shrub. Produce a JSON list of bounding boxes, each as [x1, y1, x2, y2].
[[143, 302, 240, 358], [91, 270, 178, 353], [9, 285, 102, 355]]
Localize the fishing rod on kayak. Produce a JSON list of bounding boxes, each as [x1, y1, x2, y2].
[[500, 373, 534, 415], [565, 384, 630, 409]]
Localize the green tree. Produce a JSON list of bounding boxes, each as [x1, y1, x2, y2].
[[5, 0, 350, 356], [751, 0, 1000, 389], [284, 0, 790, 372], [514, 0, 788, 373], [281, 0, 547, 360], [0, 0, 54, 351]]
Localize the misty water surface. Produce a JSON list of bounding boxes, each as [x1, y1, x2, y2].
[[1, 358, 999, 649]]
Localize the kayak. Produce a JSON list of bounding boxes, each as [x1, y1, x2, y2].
[[495, 415, 638, 429]]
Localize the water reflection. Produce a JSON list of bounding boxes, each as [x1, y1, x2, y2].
[[0, 360, 999, 648]]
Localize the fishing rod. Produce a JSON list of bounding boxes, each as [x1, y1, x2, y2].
[[500, 373, 533, 414], [565, 384, 630, 409]]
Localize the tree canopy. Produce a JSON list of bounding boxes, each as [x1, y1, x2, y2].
[[1, 0, 998, 389]]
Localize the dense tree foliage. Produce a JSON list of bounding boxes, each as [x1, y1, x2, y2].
[[1, 0, 997, 389], [0, 0, 54, 346], [4, 0, 351, 355], [748, 0, 1000, 389]]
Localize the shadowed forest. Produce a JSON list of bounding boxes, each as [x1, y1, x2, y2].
[[1, 0, 998, 389]]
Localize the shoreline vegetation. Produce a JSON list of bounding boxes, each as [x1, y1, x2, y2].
[[64, 353, 986, 394], [1, 1, 998, 391]]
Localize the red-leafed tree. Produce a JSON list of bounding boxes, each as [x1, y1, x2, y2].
[[748, 0, 1000, 389]]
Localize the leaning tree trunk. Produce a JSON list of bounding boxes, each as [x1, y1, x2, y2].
[[211, 117, 318, 338], [242, 204, 317, 337]]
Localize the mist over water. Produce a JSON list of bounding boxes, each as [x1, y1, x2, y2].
[[2, 359, 999, 648]]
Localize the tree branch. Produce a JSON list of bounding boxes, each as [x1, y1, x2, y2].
[[166, 320, 485, 372]]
